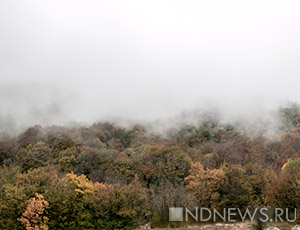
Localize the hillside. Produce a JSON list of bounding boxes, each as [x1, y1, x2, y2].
[[1, 105, 300, 229]]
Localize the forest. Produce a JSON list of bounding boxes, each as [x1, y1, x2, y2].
[[1, 104, 300, 229]]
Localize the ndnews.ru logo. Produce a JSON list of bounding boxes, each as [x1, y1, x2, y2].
[[169, 207, 297, 223]]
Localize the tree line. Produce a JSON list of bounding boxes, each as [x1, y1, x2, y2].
[[1, 104, 300, 229]]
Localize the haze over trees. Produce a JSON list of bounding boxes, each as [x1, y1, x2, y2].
[[0, 104, 300, 229]]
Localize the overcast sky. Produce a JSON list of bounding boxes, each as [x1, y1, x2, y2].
[[1, 0, 300, 129]]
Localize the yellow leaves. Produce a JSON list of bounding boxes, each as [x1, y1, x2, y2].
[[66, 172, 94, 195], [59, 155, 75, 165]]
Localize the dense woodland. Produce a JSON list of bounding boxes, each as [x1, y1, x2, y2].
[[1, 105, 300, 229]]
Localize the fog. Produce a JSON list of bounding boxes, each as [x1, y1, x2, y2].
[[1, 0, 300, 132]]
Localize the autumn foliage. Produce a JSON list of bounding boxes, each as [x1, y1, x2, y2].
[[1, 105, 300, 228], [18, 193, 49, 230]]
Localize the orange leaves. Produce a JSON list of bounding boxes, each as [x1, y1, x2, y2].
[[184, 162, 204, 191], [184, 161, 225, 193], [18, 193, 49, 230], [281, 158, 300, 173], [93, 181, 114, 194], [206, 168, 226, 190], [184, 162, 226, 208]]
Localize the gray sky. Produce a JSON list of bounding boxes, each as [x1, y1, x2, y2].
[[1, 0, 300, 129]]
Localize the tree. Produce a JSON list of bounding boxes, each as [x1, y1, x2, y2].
[[17, 142, 51, 171], [92, 176, 150, 229], [134, 144, 191, 187], [184, 162, 226, 208], [18, 193, 49, 230]]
